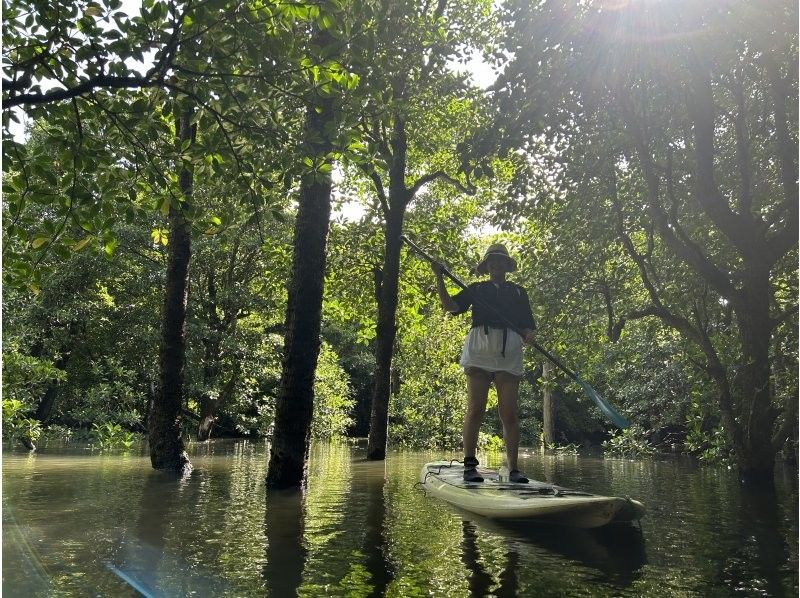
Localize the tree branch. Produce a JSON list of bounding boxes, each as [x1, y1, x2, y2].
[[686, 55, 762, 258], [4, 73, 168, 109], [368, 170, 389, 218], [730, 70, 754, 217], [408, 169, 475, 198], [763, 54, 799, 263], [619, 95, 739, 301], [4, 0, 189, 109]]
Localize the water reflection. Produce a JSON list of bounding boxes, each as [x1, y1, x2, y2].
[[725, 485, 793, 596], [108, 470, 231, 596], [2, 499, 51, 595], [263, 488, 306, 598], [458, 513, 646, 594], [460, 519, 519, 596], [356, 459, 395, 596], [292, 447, 396, 596], [2, 443, 797, 597]]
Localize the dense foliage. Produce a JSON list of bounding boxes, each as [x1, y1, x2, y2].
[[2, 0, 796, 479]]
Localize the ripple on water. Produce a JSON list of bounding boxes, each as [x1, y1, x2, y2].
[[2, 442, 797, 597]]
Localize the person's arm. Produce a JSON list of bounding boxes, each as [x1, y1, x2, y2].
[[519, 288, 537, 344], [431, 262, 460, 313]]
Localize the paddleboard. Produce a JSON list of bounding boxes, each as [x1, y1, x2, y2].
[[420, 461, 645, 529]]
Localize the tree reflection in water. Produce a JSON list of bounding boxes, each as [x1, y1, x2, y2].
[[360, 460, 395, 596], [461, 519, 512, 596], [263, 487, 306, 597], [110, 469, 230, 596], [2, 444, 795, 596]]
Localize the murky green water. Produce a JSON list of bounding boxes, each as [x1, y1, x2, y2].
[[3, 441, 797, 597]]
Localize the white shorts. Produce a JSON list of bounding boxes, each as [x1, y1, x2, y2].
[[459, 327, 524, 377]]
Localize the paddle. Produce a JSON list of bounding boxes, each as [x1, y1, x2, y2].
[[401, 234, 630, 429]]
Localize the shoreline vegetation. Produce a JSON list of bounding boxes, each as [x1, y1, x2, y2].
[[0, 422, 777, 469]]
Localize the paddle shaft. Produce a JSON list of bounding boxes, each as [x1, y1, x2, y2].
[[400, 235, 582, 385]]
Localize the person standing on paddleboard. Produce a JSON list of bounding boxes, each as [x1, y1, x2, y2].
[[432, 243, 536, 483]]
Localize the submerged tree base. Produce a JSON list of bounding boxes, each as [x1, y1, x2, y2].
[[366, 447, 386, 461], [266, 444, 309, 490], [738, 466, 777, 488], [150, 449, 192, 476]]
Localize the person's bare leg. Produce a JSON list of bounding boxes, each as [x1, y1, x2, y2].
[[463, 370, 490, 460], [496, 375, 521, 471]]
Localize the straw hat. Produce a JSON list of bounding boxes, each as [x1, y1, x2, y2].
[[475, 243, 517, 275]]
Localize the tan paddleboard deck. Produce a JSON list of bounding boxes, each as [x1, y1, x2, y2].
[[420, 461, 645, 529]]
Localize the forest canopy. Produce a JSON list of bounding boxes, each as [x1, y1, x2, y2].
[[2, 0, 797, 484]]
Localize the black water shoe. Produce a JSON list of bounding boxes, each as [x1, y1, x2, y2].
[[463, 457, 484, 483], [509, 469, 529, 483]]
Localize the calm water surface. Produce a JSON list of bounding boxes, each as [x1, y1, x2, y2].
[[3, 441, 797, 597]]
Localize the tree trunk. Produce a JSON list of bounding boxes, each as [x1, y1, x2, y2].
[[36, 386, 59, 423], [197, 399, 216, 441], [35, 350, 70, 422], [266, 98, 334, 489], [367, 111, 410, 461], [735, 266, 778, 483], [619, 66, 792, 485], [148, 108, 193, 473], [198, 327, 222, 441], [34, 320, 79, 422], [542, 360, 555, 449], [198, 363, 240, 441], [367, 205, 406, 460]]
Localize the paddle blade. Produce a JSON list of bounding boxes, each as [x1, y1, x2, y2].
[[576, 378, 630, 429]]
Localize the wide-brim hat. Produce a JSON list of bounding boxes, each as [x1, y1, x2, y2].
[[475, 243, 517, 275]]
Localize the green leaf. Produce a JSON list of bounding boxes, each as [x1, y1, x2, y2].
[[73, 237, 92, 251], [31, 237, 49, 249], [103, 237, 118, 257], [151, 228, 168, 245]]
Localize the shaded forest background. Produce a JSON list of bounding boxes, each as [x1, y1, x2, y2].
[[2, 0, 797, 484]]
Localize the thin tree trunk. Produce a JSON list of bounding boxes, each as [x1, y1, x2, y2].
[[198, 330, 221, 441], [266, 97, 334, 489], [197, 405, 215, 441], [33, 320, 79, 422], [148, 107, 193, 473], [198, 271, 221, 441], [542, 360, 555, 449], [367, 111, 410, 461], [35, 350, 70, 422], [198, 361, 240, 441], [367, 205, 406, 460]]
